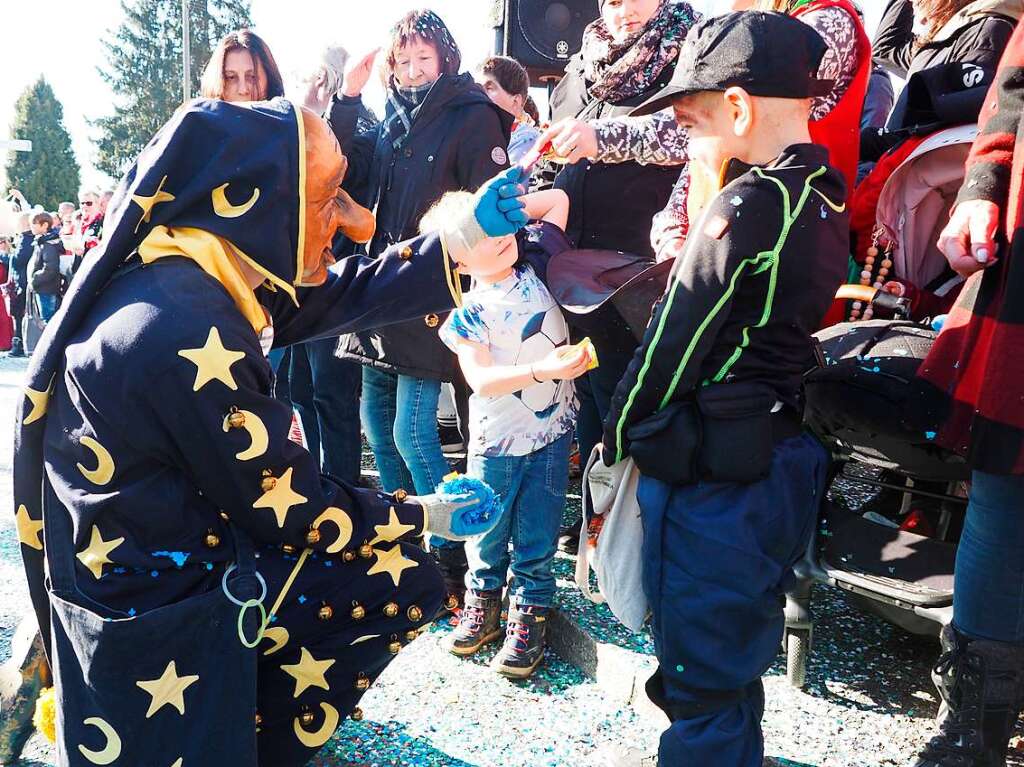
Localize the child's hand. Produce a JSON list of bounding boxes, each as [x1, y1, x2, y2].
[[532, 345, 591, 382]]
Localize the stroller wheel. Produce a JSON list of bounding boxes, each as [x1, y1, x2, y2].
[[785, 628, 811, 689]]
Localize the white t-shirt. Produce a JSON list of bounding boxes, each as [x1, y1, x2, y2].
[[440, 263, 577, 458]]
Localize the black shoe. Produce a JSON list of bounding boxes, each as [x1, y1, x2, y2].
[[913, 625, 1024, 767], [438, 421, 464, 454], [445, 589, 503, 656], [558, 524, 580, 555], [492, 604, 547, 679], [8, 337, 24, 357]]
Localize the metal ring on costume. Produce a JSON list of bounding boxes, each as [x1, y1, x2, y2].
[[221, 564, 268, 607], [237, 599, 268, 648]]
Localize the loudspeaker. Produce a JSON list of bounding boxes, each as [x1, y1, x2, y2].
[[494, 0, 600, 83]]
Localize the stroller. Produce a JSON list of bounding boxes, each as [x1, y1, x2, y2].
[[782, 125, 978, 688]]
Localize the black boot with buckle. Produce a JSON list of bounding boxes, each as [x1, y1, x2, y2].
[[445, 589, 503, 657], [492, 604, 547, 679], [913, 624, 1024, 767]]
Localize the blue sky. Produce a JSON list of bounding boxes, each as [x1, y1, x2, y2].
[[3, 0, 882, 190]]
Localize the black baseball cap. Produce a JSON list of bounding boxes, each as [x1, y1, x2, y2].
[[634, 11, 833, 116]]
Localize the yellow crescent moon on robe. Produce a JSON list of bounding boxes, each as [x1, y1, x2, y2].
[[313, 507, 353, 554], [293, 702, 340, 749], [212, 183, 260, 218], [77, 437, 115, 486], [78, 717, 122, 765], [222, 409, 268, 461], [261, 625, 289, 656]]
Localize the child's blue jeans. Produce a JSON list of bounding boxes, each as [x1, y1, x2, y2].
[[465, 432, 572, 608]]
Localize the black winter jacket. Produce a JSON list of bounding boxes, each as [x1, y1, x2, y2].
[[29, 230, 62, 295], [873, 0, 1020, 133], [603, 145, 849, 464], [548, 55, 684, 260], [328, 73, 513, 380]]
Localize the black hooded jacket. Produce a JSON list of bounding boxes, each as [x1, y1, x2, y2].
[[29, 229, 63, 295], [329, 73, 513, 380]]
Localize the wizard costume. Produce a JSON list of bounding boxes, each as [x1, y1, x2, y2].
[[12, 99, 473, 766]]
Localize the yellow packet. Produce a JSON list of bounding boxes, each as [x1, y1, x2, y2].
[[558, 337, 599, 370]]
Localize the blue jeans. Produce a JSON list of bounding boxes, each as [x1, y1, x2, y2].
[[361, 367, 454, 547], [465, 432, 572, 608], [638, 433, 828, 767], [290, 340, 362, 484], [36, 293, 58, 322], [953, 471, 1024, 642]]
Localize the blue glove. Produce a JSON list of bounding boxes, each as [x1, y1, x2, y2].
[[416, 475, 500, 540], [473, 166, 529, 237]]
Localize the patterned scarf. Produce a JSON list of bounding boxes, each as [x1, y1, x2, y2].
[[582, 0, 700, 103], [384, 80, 435, 150]]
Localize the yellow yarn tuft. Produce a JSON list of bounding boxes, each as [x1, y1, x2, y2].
[[33, 686, 57, 743]]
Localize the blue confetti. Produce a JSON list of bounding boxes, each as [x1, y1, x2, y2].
[[298, 594, 307, 604], [205, 562, 214, 571], [925, 431, 937, 440], [153, 550, 190, 568], [150, 570, 159, 578], [128, 608, 136, 617]]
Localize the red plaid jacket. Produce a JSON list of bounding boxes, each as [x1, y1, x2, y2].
[[919, 21, 1024, 475]]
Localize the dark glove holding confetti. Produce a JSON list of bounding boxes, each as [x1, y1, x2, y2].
[[414, 474, 499, 541]]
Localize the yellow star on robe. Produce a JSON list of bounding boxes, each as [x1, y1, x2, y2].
[[15, 504, 43, 551], [136, 660, 199, 718], [366, 544, 419, 588], [76, 525, 125, 580], [178, 327, 246, 392], [368, 507, 416, 546], [280, 647, 335, 698], [253, 467, 308, 528], [132, 174, 176, 232], [23, 377, 54, 426]]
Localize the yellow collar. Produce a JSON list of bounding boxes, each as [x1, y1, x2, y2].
[[138, 225, 278, 335]]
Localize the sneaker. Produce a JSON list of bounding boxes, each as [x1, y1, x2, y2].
[[445, 589, 503, 656], [492, 604, 547, 679], [438, 422, 464, 454]]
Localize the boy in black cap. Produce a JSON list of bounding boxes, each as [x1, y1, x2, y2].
[[592, 12, 849, 767]]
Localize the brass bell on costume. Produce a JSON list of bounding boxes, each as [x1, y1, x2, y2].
[[405, 630, 418, 642], [388, 635, 402, 654], [282, 543, 297, 555], [261, 476, 277, 492], [444, 594, 460, 611], [306, 527, 321, 545], [351, 603, 366, 620], [301, 708, 315, 726], [355, 673, 370, 691], [393, 489, 408, 503], [358, 542, 374, 559], [318, 603, 334, 621], [384, 602, 399, 618], [343, 550, 356, 562], [351, 707, 365, 721], [255, 712, 263, 727], [204, 530, 220, 548], [407, 605, 423, 623], [424, 314, 440, 329], [399, 246, 413, 260], [227, 409, 246, 429]]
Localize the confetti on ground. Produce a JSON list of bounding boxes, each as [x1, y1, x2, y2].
[[2, 354, 1023, 767]]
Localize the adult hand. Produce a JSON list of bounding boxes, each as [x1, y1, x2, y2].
[[532, 344, 591, 382], [540, 118, 599, 165], [473, 166, 529, 237], [342, 48, 380, 98], [937, 199, 1001, 278]]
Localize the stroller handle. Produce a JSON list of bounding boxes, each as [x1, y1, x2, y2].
[[834, 284, 911, 320]]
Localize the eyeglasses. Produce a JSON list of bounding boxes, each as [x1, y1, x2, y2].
[[80, 200, 94, 207]]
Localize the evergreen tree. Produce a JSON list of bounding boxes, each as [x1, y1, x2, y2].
[[6, 78, 81, 210], [93, 0, 253, 178]]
